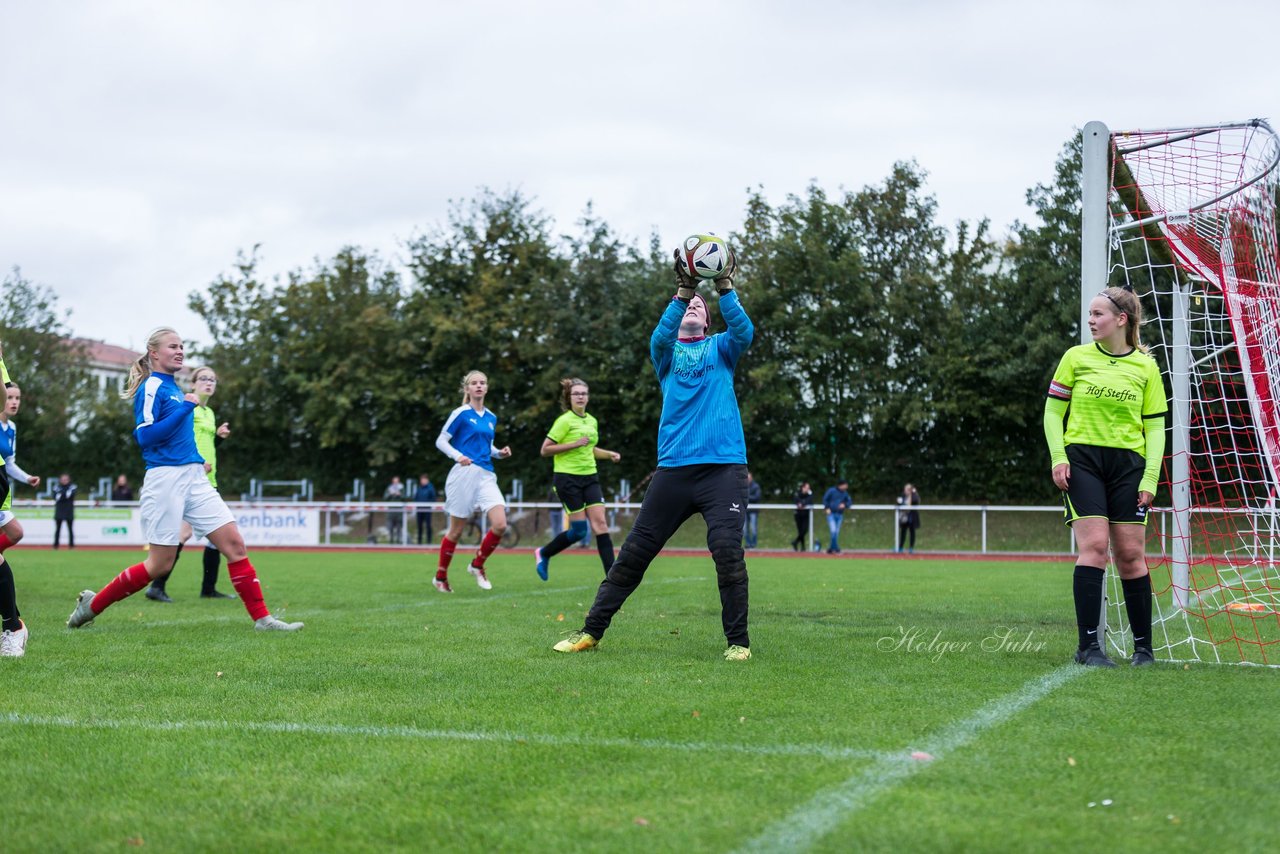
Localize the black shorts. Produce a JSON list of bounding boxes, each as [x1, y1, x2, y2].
[[1062, 444, 1150, 526], [553, 473, 605, 515]]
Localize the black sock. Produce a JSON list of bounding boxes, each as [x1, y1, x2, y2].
[[540, 530, 576, 560], [1073, 564, 1106, 650], [151, 543, 183, 592], [201, 545, 221, 593], [1122, 574, 1154, 651], [0, 559, 20, 633], [596, 533, 615, 575]]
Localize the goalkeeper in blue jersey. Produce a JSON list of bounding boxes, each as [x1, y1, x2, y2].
[[554, 245, 754, 661]]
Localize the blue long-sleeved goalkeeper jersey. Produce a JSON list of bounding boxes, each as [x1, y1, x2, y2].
[[134, 372, 202, 469], [649, 291, 753, 467]]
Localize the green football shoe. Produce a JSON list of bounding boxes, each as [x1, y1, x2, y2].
[[724, 644, 752, 661], [553, 631, 598, 653]]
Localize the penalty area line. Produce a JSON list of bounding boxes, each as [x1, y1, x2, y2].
[[733, 664, 1086, 853]]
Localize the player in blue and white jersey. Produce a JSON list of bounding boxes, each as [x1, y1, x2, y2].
[[432, 370, 512, 593], [67, 327, 303, 632], [0, 383, 41, 657], [554, 244, 754, 661]]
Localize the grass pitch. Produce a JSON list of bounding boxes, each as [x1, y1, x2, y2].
[[2, 548, 1274, 852]]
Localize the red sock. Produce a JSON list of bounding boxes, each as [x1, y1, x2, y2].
[[0, 533, 13, 553], [91, 564, 151, 614], [473, 530, 501, 568], [437, 537, 457, 578], [227, 558, 270, 621]]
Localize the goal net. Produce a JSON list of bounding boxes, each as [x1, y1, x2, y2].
[[1082, 119, 1280, 666]]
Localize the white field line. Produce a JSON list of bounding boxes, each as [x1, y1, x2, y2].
[[734, 665, 1086, 854], [0, 711, 897, 762]]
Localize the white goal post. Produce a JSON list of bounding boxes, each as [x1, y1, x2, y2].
[[1081, 119, 1280, 666]]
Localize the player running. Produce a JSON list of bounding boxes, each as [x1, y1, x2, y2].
[[67, 328, 303, 632], [533, 377, 621, 580], [432, 370, 512, 593], [145, 364, 236, 602]]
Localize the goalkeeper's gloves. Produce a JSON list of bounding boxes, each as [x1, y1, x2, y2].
[[715, 248, 737, 295], [673, 248, 699, 301]]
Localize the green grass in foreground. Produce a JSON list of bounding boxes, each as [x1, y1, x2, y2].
[[1, 548, 1275, 852]]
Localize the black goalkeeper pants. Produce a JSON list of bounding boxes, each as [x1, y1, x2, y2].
[[582, 463, 750, 647]]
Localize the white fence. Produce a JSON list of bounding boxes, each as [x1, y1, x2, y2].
[[12, 500, 1106, 554]]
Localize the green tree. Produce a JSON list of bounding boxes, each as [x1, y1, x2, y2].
[[924, 132, 1084, 501], [190, 246, 415, 494], [732, 163, 957, 500], [403, 189, 570, 491], [0, 268, 92, 482]]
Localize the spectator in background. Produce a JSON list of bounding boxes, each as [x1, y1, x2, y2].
[[743, 471, 762, 548], [52, 473, 78, 549], [896, 483, 921, 553], [111, 474, 133, 502], [791, 482, 814, 551], [414, 474, 437, 545], [384, 476, 405, 544], [547, 485, 564, 543], [822, 479, 852, 554]]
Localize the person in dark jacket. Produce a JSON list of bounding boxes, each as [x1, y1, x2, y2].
[[743, 471, 762, 548], [414, 474, 437, 545], [791, 482, 814, 551], [52, 473, 77, 549], [896, 483, 921, 553]]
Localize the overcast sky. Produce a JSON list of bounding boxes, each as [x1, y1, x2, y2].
[[3, 0, 1277, 350]]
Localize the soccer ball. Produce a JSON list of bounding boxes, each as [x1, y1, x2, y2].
[[678, 234, 730, 280]]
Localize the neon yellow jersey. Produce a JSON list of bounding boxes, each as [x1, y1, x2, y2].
[[1047, 343, 1166, 454], [547, 410, 599, 475], [193, 405, 218, 487]]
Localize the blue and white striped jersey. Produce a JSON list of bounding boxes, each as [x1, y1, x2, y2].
[[135, 373, 201, 469]]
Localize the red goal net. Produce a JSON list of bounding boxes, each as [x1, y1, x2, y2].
[[1103, 120, 1280, 665]]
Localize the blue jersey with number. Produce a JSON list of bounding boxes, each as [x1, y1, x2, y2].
[[135, 372, 202, 469], [440, 405, 498, 473], [649, 291, 753, 467]]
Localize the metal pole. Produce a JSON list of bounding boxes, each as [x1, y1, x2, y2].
[[1170, 279, 1192, 608], [1082, 120, 1112, 638]]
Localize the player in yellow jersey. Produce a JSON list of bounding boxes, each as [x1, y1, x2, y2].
[[1044, 286, 1166, 667], [533, 378, 621, 580]]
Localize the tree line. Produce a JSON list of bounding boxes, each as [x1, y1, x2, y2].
[[3, 135, 1089, 504]]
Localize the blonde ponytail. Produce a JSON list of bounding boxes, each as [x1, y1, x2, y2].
[[122, 327, 179, 400], [460, 370, 487, 406]]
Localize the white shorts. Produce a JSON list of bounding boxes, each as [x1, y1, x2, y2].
[[140, 464, 236, 546], [0, 511, 13, 528], [443, 464, 505, 519]]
